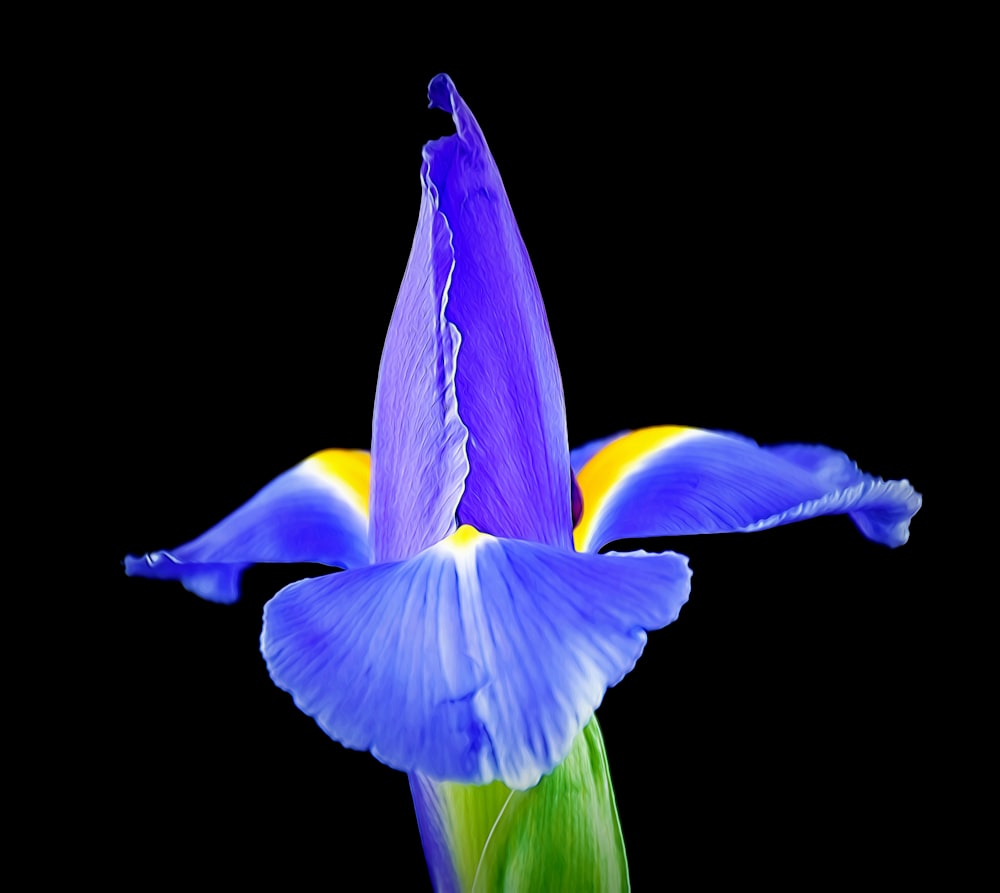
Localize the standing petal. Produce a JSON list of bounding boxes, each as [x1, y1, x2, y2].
[[369, 174, 469, 563], [424, 73, 573, 549]]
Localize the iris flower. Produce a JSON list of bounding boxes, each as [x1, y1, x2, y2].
[[124, 73, 921, 890]]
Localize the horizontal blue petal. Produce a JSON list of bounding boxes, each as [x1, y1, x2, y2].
[[262, 524, 691, 788], [123, 450, 371, 603], [574, 427, 922, 553]]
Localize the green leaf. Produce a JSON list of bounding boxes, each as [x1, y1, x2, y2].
[[417, 716, 629, 891]]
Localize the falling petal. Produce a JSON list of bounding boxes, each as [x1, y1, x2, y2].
[[262, 524, 691, 788], [123, 449, 371, 603], [573, 426, 922, 553]]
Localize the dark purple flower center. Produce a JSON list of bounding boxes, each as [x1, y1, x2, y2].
[[571, 471, 584, 529]]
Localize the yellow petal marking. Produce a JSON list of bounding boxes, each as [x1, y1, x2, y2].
[[306, 449, 371, 519], [573, 426, 693, 552], [451, 523, 482, 548]]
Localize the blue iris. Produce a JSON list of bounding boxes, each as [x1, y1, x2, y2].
[[124, 73, 922, 891]]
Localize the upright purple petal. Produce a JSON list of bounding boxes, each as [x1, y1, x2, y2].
[[369, 176, 469, 563], [424, 73, 573, 549]]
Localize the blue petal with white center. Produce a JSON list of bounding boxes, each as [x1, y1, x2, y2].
[[261, 524, 691, 790]]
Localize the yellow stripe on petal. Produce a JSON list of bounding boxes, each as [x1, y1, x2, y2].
[[574, 426, 694, 552], [304, 449, 371, 519]]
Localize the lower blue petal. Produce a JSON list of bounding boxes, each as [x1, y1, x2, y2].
[[261, 525, 691, 789]]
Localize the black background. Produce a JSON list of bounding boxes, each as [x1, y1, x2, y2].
[[54, 22, 955, 890]]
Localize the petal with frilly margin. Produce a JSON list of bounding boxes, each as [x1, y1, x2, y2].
[[262, 524, 691, 788]]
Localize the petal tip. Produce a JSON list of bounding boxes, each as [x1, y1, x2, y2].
[[427, 72, 457, 112]]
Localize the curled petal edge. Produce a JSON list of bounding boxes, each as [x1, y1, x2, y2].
[[573, 426, 922, 553]]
